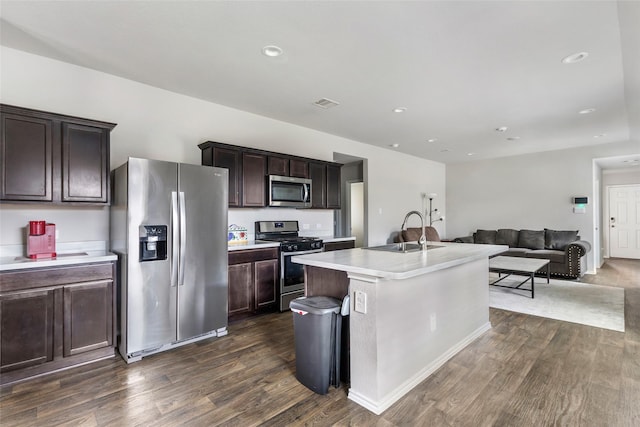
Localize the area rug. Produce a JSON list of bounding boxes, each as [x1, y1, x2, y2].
[[488, 276, 625, 332]]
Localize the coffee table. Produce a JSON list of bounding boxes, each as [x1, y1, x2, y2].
[[488, 256, 550, 298]]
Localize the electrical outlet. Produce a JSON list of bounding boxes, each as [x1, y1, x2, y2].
[[430, 313, 437, 331], [302, 223, 310, 230], [354, 290, 367, 314]]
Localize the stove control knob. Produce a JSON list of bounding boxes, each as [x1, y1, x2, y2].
[[286, 245, 293, 252], [293, 245, 298, 251]]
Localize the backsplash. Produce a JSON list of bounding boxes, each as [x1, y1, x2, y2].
[[228, 208, 335, 240], [0, 204, 109, 246], [0, 204, 336, 247]]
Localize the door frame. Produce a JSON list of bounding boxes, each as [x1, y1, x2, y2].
[[605, 183, 640, 259]]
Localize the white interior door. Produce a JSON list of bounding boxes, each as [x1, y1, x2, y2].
[[609, 185, 640, 259]]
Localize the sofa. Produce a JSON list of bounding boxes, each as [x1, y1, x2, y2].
[[396, 226, 441, 243], [453, 228, 591, 279]]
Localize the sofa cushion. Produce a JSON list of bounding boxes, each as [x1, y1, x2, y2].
[[517, 230, 545, 250], [525, 249, 566, 264], [501, 248, 529, 257], [496, 229, 519, 247], [545, 229, 579, 250], [475, 229, 497, 244]]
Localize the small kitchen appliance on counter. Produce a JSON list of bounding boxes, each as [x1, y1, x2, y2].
[[27, 220, 56, 259]]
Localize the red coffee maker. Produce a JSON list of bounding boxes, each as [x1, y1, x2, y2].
[[27, 221, 57, 259]]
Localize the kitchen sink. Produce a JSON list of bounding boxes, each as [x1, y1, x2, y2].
[[363, 243, 444, 253]]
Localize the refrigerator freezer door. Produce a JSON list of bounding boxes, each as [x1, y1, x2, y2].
[[177, 163, 229, 340], [126, 158, 178, 352]]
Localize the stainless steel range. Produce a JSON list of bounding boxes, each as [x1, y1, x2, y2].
[[255, 221, 323, 311]]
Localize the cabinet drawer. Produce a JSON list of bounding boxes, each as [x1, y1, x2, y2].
[[0, 263, 114, 292], [229, 248, 279, 265]]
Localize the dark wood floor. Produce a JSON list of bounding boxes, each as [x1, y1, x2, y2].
[[2, 258, 639, 426]]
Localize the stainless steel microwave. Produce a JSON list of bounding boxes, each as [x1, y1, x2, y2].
[[268, 175, 312, 208]]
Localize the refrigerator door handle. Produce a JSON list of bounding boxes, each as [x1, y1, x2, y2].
[[171, 191, 179, 287], [178, 191, 187, 286]]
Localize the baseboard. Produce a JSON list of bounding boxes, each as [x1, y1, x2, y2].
[[348, 321, 492, 415]]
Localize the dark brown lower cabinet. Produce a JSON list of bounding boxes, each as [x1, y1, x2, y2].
[[228, 247, 279, 320], [0, 262, 116, 386], [0, 289, 55, 372]]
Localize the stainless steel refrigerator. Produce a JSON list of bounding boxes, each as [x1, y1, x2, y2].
[[110, 157, 228, 363]]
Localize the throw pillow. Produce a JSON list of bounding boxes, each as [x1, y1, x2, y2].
[[474, 229, 497, 244], [545, 229, 579, 250], [518, 229, 545, 250], [496, 229, 519, 247]]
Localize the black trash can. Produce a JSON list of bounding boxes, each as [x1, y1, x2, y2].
[[290, 296, 342, 394]]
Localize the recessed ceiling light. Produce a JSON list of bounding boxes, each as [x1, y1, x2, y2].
[[262, 45, 283, 57], [562, 52, 589, 64], [495, 127, 508, 132], [393, 107, 407, 113], [390, 143, 400, 148], [593, 134, 607, 138], [579, 108, 596, 114], [506, 136, 521, 141], [426, 138, 438, 143], [467, 152, 475, 156], [440, 149, 450, 153]]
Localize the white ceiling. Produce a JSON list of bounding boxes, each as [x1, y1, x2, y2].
[[1, 1, 639, 166]]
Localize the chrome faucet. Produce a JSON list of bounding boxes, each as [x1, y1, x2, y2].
[[401, 210, 427, 250]]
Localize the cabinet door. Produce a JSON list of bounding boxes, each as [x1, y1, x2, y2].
[[213, 146, 242, 207], [254, 259, 278, 310], [326, 164, 342, 209], [289, 159, 308, 178], [242, 153, 266, 207], [61, 123, 109, 203], [0, 113, 54, 201], [309, 162, 327, 208], [0, 289, 55, 372], [228, 263, 253, 316], [63, 280, 114, 357], [268, 156, 289, 176]]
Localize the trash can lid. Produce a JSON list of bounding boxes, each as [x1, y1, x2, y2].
[[290, 296, 341, 315]]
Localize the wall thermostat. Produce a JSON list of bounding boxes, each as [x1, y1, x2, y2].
[[572, 196, 588, 205]]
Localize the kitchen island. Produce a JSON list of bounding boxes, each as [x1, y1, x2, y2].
[[292, 241, 506, 414]]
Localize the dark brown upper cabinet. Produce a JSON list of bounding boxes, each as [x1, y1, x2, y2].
[[199, 141, 341, 209], [309, 162, 327, 208], [268, 155, 289, 176], [326, 164, 342, 209], [0, 104, 116, 205], [242, 152, 266, 207], [289, 159, 309, 178], [202, 145, 242, 207]]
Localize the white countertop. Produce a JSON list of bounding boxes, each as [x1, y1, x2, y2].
[[322, 236, 356, 243], [1, 251, 117, 272], [227, 236, 355, 251], [227, 240, 281, 251], [292, 241, 507, 280]]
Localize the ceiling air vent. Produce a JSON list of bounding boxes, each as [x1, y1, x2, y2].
[[313, 98, 340, 109]]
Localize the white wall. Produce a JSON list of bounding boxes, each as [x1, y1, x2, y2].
[[447, 140, 639, 273], [0, 47, 445, 247]]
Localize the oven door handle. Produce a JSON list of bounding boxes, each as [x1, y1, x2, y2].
[[283, 248, 324, 257]]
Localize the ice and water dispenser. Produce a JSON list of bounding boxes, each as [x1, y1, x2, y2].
[[139, 225, 167, 262]]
